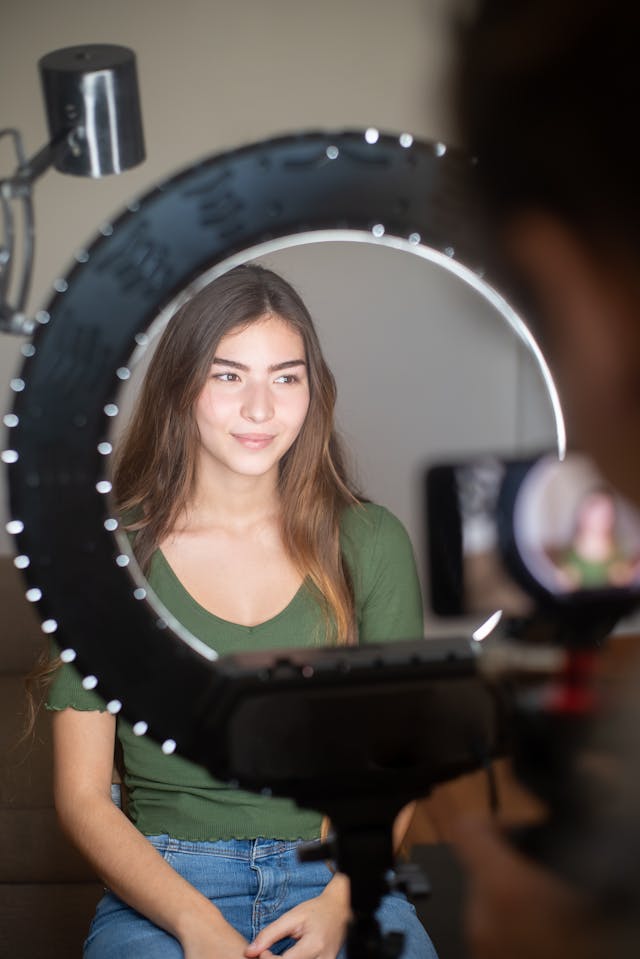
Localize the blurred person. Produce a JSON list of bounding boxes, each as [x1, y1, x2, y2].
[[454, 1, 640, 956], [555, 488, 634, 590]]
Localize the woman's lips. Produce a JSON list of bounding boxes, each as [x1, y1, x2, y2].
[[231, 433, 276, 450]]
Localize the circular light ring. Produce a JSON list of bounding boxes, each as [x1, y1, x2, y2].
[[7, 130, 561, 766]]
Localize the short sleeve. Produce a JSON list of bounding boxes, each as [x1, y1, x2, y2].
[[46, 645, 108, 712], [341, 504, 424, 644]]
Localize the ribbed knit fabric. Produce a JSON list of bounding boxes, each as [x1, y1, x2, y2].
[[47, 503, 423, 840]]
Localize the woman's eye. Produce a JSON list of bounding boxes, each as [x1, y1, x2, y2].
[[214, 372, 240, 382], [274, 374, 298, 384]]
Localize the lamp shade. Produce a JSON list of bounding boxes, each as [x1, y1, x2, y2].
[[39, 44, 145, 178]]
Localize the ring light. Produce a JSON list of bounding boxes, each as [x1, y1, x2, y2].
[[4, 130, 564, 768]]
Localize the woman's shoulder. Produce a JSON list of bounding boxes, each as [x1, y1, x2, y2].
[[340, 501, 414, 558], [340, 502, 422, 627]]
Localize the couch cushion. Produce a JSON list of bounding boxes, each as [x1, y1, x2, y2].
[[0, 675, 53, 808], [0, 882, 103, 957], [0, 807, 97, 883], [0, 556, 44, 674]]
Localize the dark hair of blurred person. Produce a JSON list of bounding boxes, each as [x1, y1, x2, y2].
[[454, 3, 640, 958], [457, 0, 640, 506]]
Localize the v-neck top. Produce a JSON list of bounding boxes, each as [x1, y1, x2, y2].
[[150, 547, 314, 643], [47, 503, 424, 841]]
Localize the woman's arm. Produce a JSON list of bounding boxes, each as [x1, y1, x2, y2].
[[52, 708, 252, 958]]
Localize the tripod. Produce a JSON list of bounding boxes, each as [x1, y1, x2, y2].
[[300, 797, 431, 959], [196, 636, 503, 958]]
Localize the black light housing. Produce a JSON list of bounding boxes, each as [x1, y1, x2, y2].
[[5, 130, 530, 752], [39, 44, 145, 178]]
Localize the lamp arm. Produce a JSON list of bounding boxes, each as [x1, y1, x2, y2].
[[15, 129, 70, 186], [0, 187, 15, 306], [0, 128, 71, 335]]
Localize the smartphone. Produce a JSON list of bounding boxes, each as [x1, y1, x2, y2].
[[425, 451, 640, 619]]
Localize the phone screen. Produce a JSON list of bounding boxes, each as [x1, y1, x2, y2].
[[426, 451, 640, 618]]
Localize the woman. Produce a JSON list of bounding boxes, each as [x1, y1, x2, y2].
[[47, 264, 436, 959], [556, 489, 633, 589]]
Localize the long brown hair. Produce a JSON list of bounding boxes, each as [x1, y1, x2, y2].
[[114, 263, 361, 644]]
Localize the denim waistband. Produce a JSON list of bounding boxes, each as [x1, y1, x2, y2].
[[144, 834, 321, 861]]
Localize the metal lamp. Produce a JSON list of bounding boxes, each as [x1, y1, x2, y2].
[[0, 44, 145, 334]]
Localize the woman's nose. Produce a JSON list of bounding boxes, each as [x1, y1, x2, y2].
[[241, 382, 274, 422]]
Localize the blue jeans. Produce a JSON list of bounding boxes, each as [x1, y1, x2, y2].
[[84, 836, 437, 959]]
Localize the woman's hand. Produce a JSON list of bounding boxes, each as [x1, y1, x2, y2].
[[245, 875, 350, 959]]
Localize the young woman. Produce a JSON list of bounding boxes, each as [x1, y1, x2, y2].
[[556, 489, 633, 589], [46, 264, 437, 959]]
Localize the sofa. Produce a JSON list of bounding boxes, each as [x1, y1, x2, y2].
[[0, 556, 104, 957]]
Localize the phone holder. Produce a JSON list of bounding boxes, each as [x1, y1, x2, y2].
[[194, 637, 504, 958]]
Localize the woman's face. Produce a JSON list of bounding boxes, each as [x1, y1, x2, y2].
[[577, 492, 616, 536], [194, 313, 310, 483]]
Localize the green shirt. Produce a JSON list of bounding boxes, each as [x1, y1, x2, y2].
[[47, 503, 423, 840]]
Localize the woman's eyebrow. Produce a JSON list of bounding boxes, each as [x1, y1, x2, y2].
[[269, 359, 307, 372], [212, 357, 306, 372]]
